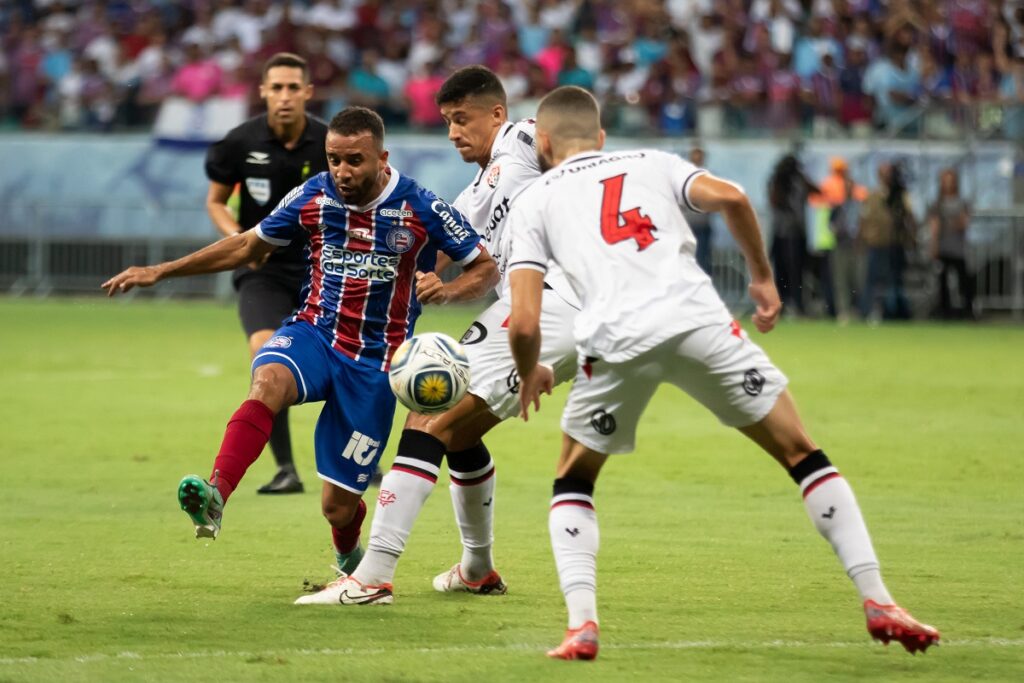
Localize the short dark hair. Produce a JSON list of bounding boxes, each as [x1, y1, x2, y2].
[[328, 106, 386, 147], [536, 86, 600, 142], [436, 65, 507, 106], [262, 52, 309, 82]]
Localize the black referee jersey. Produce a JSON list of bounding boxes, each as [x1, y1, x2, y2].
[[205, 113, 329, 282]]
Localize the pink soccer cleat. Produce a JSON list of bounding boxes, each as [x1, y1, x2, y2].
[[864, 600, 940, 654], [547, 621, 599, 660]]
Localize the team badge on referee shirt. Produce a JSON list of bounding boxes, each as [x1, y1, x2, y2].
[[486, 164, 501, 188], [246, 177, 271, 206]]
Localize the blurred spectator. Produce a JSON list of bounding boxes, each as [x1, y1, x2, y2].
[[928, 168, 973, 319], [838, 38, 872, 134], [814, 156, 868, 322], [859, 162, 916, 321], [348, 49, 392, 112], [557, 48, 594, 89], [403, 60, 446, 129], [809, 51, 841, 136], [863, 42, 920, 131], [768, 154, 819, 316], [172, 41, 223, 102], [517, 1, 550, 60]]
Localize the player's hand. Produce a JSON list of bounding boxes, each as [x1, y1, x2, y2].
[[519, 363, 554, 422], [748, 278, 781, 333], [416, 271, 448, 304], [101, 266, 161, 297]]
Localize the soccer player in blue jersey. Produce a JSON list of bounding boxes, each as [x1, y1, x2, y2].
[[103, 107, 498, 585]]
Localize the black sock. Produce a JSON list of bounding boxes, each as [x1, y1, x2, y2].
[[267, 407, 294, 469]]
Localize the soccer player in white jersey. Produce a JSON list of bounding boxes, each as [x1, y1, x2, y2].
[[506, 86, 940, 660], [300, 66, 580, 605]]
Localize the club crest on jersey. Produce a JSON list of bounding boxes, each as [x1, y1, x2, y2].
[[246, 177, 271, 205], [386, 226, 415, 253], [264, 335, 292, 349], [486, 164, 501, 188]]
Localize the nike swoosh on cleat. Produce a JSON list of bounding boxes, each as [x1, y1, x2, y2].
[[339, 590, 390, 605]]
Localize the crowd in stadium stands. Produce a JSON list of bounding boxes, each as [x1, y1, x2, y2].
[[1, 0, 1023, 137]]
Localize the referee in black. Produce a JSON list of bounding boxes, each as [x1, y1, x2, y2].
[[203, 52, 327, 494]]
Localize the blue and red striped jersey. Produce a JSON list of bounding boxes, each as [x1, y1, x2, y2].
[[255, 168, 482, 369]]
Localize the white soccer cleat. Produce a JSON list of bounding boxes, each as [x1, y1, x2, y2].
[[294, 575, 393, 606], [432, 563, 508, 595]]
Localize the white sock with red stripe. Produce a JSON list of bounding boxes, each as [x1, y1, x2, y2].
[[790, 450, 893, 605], [352, 430, 445, 586], [549, 477, 599, 629], [446, 444, 497, 582]]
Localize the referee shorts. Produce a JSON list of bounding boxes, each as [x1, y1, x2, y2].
[[236, 271, 303, 338]]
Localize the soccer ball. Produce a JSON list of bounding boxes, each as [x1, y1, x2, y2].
[[389, 332, 471, 414]]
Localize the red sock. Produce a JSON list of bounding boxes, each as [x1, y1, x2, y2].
[[210, 399, 276, 501], [331, 499, 367, 554]]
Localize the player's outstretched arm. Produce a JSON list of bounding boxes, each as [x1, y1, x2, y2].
[[102, 231, 275, 296], [688, 174, 781, 333], [416, 247, 498, 304], [206, 180, 243, 238], [508, 267, 552, 420]]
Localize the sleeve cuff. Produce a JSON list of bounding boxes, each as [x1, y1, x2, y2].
[[455, 244, 483, 267], [508, 260, 548, 274], [682, 170, 708, 213], [255, 224, 291, 247]]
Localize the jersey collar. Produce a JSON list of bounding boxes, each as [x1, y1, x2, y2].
[[345, 166, 401, 213], [562, 151, 604, 165]]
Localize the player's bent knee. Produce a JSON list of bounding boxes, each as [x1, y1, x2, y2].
[[322, 499, 359, 528], [248, 363, 298, 411], [402, 393, 495, 448]]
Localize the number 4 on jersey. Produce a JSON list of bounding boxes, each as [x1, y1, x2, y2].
[[599, 173, 657, 251]]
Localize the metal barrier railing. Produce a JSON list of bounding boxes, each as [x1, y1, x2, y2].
[[0, 212, 1021, 319]]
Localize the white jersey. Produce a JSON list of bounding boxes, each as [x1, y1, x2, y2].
[[452, 119, 579, 307], [507, 148, 732, 363]]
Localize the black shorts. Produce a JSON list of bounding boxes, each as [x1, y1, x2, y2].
[[236, 272, 304, 338]]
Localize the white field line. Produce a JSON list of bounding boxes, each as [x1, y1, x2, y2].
[[1, 638, 1021, 666]]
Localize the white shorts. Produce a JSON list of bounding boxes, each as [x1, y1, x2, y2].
[[562, 321, 788, 454], [460, 289, 579, 420]]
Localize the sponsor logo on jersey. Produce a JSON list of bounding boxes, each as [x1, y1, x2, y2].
[[322, 244, 400, 281], [380, 208, 413, 218], [590, 409, 617, 435], [430, 200, 472, 242], [246, 177, 271, 205], [460, 321, 487, 345], [348, 226, 373, 242], [486, 164, 501, 188], [742, 369, 766, 396], [315, 195, 346, 210], [264, 335, 293, 349], [386, 227, 415, 253], [485, 196, 512, 241], [342, 431, 379, 466], [246, 151, 271, 165]]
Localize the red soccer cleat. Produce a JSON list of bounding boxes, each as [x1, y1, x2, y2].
[[547, 621, 599, 660], [864, 600, 940, 654]]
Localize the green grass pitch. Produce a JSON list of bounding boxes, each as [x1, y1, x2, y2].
[[1, 297, 1022, 682]]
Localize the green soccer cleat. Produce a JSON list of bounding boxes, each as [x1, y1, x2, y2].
[[177, 475, 224, 539]]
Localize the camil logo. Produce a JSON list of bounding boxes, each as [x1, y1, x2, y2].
[[342, 431, 379, 466]]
